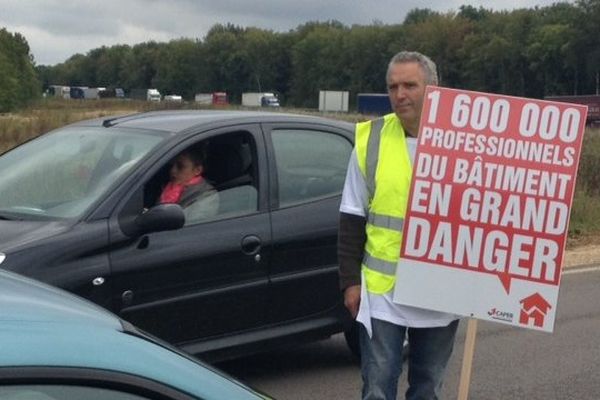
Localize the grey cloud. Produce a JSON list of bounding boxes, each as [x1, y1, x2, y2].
[[0, 0, 563, 65], [3, 0, 122, 36]]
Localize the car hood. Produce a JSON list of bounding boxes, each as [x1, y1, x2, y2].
[[0, 219, 71, 253]]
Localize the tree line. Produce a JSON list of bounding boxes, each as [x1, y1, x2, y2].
[[0, 28, 40, 112], [2, 1, 599, 112]]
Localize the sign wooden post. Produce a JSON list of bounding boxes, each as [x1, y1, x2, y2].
[[457, 319, 478, 400]]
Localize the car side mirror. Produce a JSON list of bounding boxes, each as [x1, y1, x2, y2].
[[134, 204, 185, 235]]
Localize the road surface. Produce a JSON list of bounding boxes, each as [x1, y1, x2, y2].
[[219, 265, 600, 399]]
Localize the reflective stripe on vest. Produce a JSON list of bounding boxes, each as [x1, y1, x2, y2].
[[366, 117, 384, 199], [367, 212, 404, 232], [363, 250, 397, 275], [355, 113, 412, 294]]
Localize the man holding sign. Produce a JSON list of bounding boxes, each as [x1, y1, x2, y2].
[[338, 51, 459, 400]]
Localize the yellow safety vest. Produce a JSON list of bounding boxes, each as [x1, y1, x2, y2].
[[355, 113, 412, 294]]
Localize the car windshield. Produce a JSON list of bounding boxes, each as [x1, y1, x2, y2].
[[0, 126, 165, 220]]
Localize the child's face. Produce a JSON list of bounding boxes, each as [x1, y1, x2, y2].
[[170, 154, 202, 184]]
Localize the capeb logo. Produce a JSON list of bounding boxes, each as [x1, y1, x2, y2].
[[487, 307, 514, 322]]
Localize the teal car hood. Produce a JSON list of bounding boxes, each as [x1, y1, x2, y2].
[[0, 324, 265, 400], [0, 270, 268, 400]]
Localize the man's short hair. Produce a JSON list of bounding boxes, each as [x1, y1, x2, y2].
[[386, 51, 438, 86]]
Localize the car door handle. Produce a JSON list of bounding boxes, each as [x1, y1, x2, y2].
[[241, 235, 261, 256]]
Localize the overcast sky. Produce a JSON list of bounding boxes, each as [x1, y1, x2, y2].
[[1, 0, 567, 66]]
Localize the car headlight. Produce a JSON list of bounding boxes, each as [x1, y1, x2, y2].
[[0, 253, 5, 265]]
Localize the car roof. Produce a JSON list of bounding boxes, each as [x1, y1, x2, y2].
[[72, 109, 354, 134], [0, 270, 265, 399]]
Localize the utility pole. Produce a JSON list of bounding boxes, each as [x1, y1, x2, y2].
[[255, 75, 262, 93]]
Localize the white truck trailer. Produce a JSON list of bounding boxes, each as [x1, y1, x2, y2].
[[130, 88, 161, 102], [318, 90, 349, 112], [242, 92, 280, 107]]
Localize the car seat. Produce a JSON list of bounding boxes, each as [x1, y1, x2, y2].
[[205, 136, 253, 191]]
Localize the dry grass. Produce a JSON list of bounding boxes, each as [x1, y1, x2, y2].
[[0, 101, 142, 153], [0, 98, 368, 154], [569, 129, 600, 240], [0, 99, 183, 153]]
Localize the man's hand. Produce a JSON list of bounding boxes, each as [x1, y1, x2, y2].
[[344, 285, 361, 319]]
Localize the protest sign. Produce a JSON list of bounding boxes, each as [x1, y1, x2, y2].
[[393, 86, 588, 332]]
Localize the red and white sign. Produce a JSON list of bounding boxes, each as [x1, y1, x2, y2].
[[393, 86, 588, 332]]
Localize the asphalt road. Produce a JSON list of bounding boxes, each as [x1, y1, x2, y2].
[[219, 265, 600, 400]]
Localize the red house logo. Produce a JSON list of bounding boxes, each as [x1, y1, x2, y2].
[[519, 293, 552, 328]]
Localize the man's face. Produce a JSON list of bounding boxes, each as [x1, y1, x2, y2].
[[387, 61, 428, 131]]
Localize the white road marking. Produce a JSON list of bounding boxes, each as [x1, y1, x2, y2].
[[563, 265, 600, 275]]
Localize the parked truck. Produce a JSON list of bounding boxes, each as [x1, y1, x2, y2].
[[319, 90, 349, 112], [83, 87, 106, 100], [194, 92, 229, 106], [130, 88, 161, 102], [544, 95, 600, 127], [242, 92, 280, 107], [47, 85, 70, 99], [164, 94, 183, 102], [98, 88, 125, 98], [69, 87, 86, 99], [357, 93, 392, 115]]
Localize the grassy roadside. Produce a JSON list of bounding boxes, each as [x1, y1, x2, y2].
[[0, 99, 150, 153], [0, 98, 369, 154], [567, 129, 600, 247], [2, 99, 599, 245]]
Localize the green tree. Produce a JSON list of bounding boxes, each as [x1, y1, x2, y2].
[[124, 41, 163, 90], [49, 53, 95, 87], [95, 45, 132, 87], [0, 51, 20, 111], [339, 25, 399, 98], [458, 10, 527, 95], [0, 28, 40, 112], [402, 12, 473, 87], [240, 28, 286, 95], [575, 0, 600, 94], [403, 8, 439, 25], [153, 39, 204, 99], [289, 21, 348, 107], [526, 23, 577, 96], [202, 24, 249, 102]]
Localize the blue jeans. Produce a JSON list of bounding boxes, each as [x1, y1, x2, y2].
[[359, 318, 459, 400]]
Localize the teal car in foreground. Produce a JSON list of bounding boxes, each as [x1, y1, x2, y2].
[[0, 269, 271, 400]]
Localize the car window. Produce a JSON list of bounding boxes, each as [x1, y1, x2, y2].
[[0, 385, 151, 400], [143, 131, 259, 226], [271, 129, 352, 207], [0, 127, 165, 220]]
